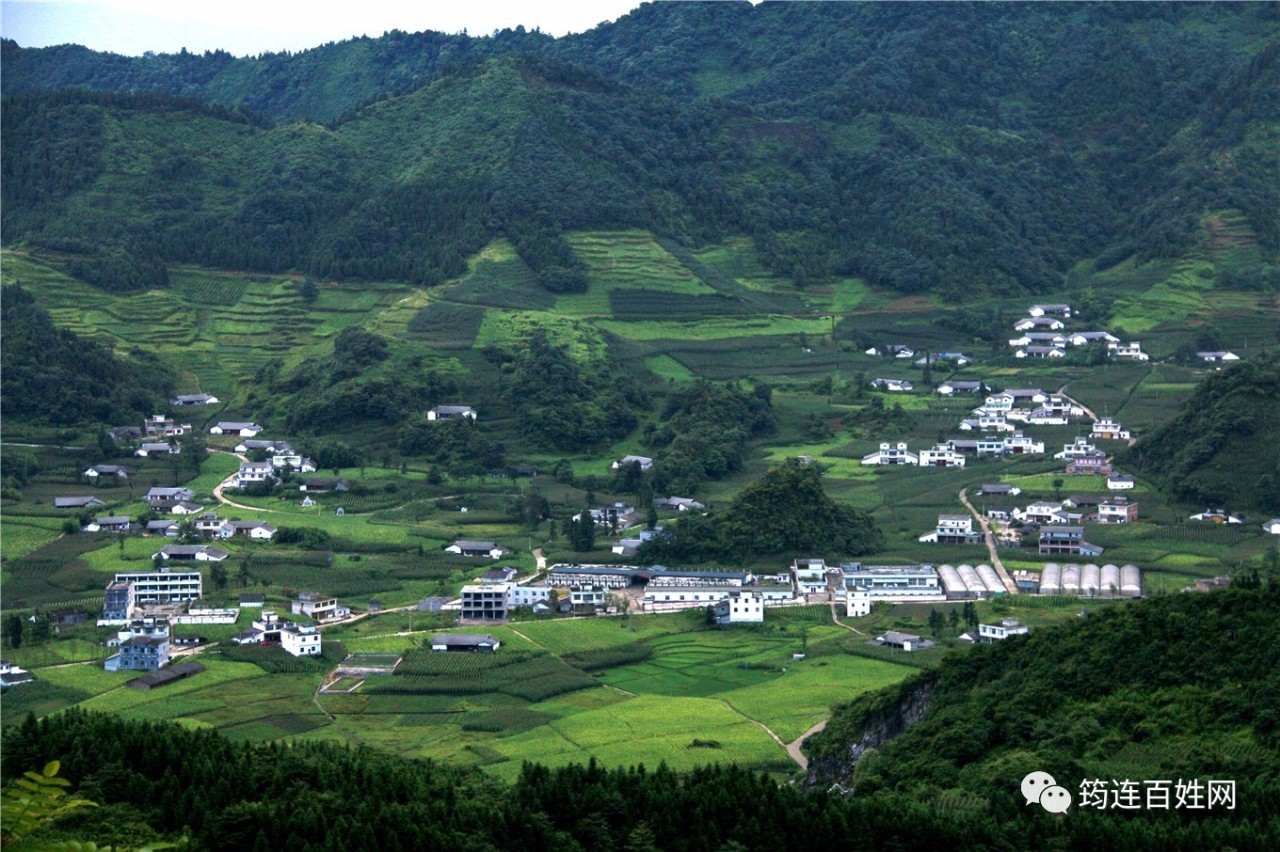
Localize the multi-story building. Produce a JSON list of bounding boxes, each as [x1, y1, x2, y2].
[[112, 568, 203, 605], [460, 584, 509, 621], [105, 636, 170, 671], [714, 590, 764, 624], [292, 593, 346, 621], [1097, 497, 1139, 524], [281, 624, 322, 657], [1039, 527, 1104, 557], [840, 564, 944, 602]]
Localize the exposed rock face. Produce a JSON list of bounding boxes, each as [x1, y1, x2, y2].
[[804, 679, 935, 789]]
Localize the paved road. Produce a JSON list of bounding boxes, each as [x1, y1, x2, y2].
[[1056, 384, 1098, 421], [958, 486, 1019, 595]]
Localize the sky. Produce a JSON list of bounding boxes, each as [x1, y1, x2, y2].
[[0, 0, 649, 56]]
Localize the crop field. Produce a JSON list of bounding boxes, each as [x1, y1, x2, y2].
[[485, 694, 792, 781], [0, 516, 67, 561], [716, 655, 916, 742]]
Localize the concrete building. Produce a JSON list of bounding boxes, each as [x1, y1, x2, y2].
[[714, 590, 764, 624], [978, 618, 1029, 643], [292, 593, 347, 621], [281, 624, 322, 656], [839, 563, 944, 602], [460, 584, 509, 621]]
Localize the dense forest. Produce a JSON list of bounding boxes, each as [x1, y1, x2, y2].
[[1125, 355, 1280, 512], [5, 583, 1278, 850], [0, 285, 174, 425], [640, 459, 884, 564], [802, 580, 1280, 849], [3, 3, 1276, 297]]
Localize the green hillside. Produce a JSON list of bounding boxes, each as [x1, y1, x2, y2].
[[1127, 356, 1280, 512], [4, 4, 1276, 297]]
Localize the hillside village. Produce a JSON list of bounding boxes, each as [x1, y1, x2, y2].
[[5, 298, 1274, 705]]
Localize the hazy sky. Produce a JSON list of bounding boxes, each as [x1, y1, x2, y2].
[[1, 0, 649, 56]]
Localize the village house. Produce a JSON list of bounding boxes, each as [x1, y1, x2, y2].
[[1015, 345, 1066, 359], [1263, 519, 1280, 535], [144, 415, 191, 438], [1197, 351, 1240, 363], [1002, 433, 1046, 455], [293, 593, 348, 621], [978, 618, 1029, 643], [870, 377, 914, 392], [1010, 332, 1068, 348], [917, 352, 971, 366], [936, 380, 988, 395], [1017, 501, 1072, 525], [228, 520, 278, 541], [919, 515, 982, 545], [1013, 317, 1065, 331], [235, 461, 276, 488], [108, 426, 144, 444], [446, 540, 511, 559], [193, 513, 233, 538], [170, 500, 204, 516], [1113, 342, 1149, 361], [479, 566, 519, 585], [714, 590, 765, 624], [861, 442, 919, 466], [172, 392, 219, 406], [1190, 509, 1244, 524], [83, 515, 133, 533], [872, 631, 936, 652], [269, 452, 317, 472], [1028, 303, 1072, 318], [1097, 497, 1139, 524], [979, 483, 1022, 497], [145, 519, 181, 537], [426, 405, 477, 421], [133, 441, 180, 458], [104, 636, 170, 672], [54, 495, 107, 510], [792, 558, 833, 595], [154, 544, 229, 562], [431, 634, 500, 652], [1055, 437, 1098, 459], [611, 454, 653, 471], [83, 464, 132, 480], [507, 585, 552, 609], [236, 439, 293, 454], [281, 624, 321, 657], [147, 487, 195, 510], [1066, 451, 1112, 476], [654, 496, 705, 511], [1107, 474, 1136, 490], [0, 661, 35, 688], [865, 344, 914, 358], [918, 442, 966, 468], [1091, 418, 1132, 440], [210, 422, 263, 437], [1068, 331, 1120, 347]]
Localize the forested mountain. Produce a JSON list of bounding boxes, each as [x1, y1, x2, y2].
[[1126, 355, 1280, 512], [3, 3, 1276, 297], [6, 585, 1279, 850], [0, 285, 174, 425]]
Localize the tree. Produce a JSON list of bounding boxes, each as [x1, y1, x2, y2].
[[299, 278, 319, 303], [5, 614, 23, 649], [928, 608, 945, 636], [211, 563, 228, 592], [948, 609, 961, 632]]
